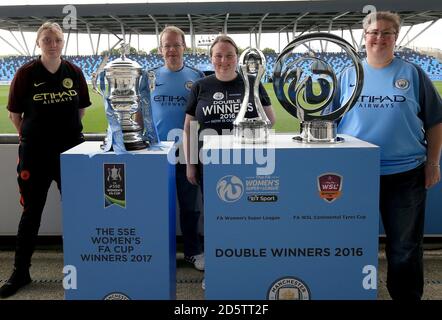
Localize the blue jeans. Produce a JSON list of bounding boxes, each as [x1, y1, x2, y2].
[[380, 164, 426, 300], [176, 162, 202, 257]]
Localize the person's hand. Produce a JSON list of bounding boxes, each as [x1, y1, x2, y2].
[[186, 164, 199, 185], [425, 162, 441, 189]]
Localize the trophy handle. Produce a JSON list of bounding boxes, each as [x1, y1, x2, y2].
[[92, 55, 110, 97], [91, 70, 104, 96]]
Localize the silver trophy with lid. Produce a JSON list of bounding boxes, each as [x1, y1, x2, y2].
[[233, 48, 271, 144], [273, 33, 364, 143], [92, 43, 148, 150]]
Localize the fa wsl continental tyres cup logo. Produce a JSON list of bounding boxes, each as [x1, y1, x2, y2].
[[216, 175, 244, 203], [104, 163, 126, 208], [268, 277, 311, 300], [317, 173, 343, 203]]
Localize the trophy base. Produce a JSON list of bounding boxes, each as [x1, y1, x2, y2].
[[100, 139, 149, 151], [233, 120, 269, 144], [295, 120, 343, 143], [125, 140, 149, 151], [292, 135, 345, 144]]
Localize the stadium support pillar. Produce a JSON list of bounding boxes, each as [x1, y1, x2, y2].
[[8, 30, 27, 56], [397, 25, 414, 49], [188, 14, 196, 55], [278, 32, 280, 53], [109, 16, 126, 45], [0, 35, 24, 55], [341, 28, 345, 52], [292, 21, 298, 41], [256, 13, 268, 49], [64, 29, 71, 56], [76, 30, 79, 56], [96, 31, 102, 55], [19, 26, 30, 56], [325, 12, 349, 51], [399, 20, 438, 50], [358, 31, 364, 52], [86, 24, 95, 56], [348, 25, 358, 49], [224, 13, 229, 34], [325, 21, 333, 51], [292, 12, 309, 41], [155, 23, 160, 49], [148, 15, 160, 49]]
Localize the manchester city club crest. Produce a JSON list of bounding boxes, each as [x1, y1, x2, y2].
[[317, 173, 343, 203], [395, 78, 409, 90], [103, 292, 130, 300], [63, 78, 73, 89], [267, 276, 311, 300], [184, 80, 193, 90]]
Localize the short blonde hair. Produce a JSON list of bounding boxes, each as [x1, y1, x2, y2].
[[36, 21, 64, 42], [362, 11, 401, 34], [159, 26, 186, 47], [209, 35, 239, 57]]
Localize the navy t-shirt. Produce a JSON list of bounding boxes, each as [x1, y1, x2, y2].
[[186, 73, 271, 134]]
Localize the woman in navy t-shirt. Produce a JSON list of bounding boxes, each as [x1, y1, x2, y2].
[[184, 35, 276, 186]]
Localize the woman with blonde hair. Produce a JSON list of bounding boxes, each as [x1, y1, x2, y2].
[[0, 21, 91, 298]]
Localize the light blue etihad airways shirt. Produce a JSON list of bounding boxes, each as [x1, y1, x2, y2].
[[145, 65, 204, 141], [332, 57, 442, 175]]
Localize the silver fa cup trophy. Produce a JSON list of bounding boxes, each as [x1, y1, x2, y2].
[[233, 48, 271, 144], [92, 44, 148, 151], [273, 33, 364, 143]]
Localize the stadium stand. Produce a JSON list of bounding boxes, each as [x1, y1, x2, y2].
[[0, 49, 440, 82]]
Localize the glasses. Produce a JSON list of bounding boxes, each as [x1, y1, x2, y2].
[[213, 54, 236, 61], [365, 30, 397, 38], [161, 44, 184, 50]]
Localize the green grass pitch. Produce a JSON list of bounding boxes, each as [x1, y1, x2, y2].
[[1, 82, 441, 134]]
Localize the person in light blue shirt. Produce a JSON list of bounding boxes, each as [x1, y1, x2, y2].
[[140, 26, 205, 271], [334, 11, 442, 300]]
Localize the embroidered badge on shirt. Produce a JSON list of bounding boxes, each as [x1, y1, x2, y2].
[[394, 79, 409, 90], [185, 80, 193, 90], [63, 78, 73, 89]]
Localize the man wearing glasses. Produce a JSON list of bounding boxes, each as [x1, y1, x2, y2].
[[141, 26, 205, 271]]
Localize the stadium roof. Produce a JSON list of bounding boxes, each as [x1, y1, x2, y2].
[[0, 0, 441, 36]]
